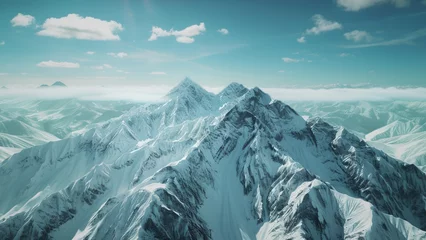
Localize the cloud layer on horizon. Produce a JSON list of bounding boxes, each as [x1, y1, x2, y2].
[[2, 86, 426, 103]]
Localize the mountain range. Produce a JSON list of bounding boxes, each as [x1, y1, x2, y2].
[[0, 79, 426, 239], [0, 98, 135, 162]]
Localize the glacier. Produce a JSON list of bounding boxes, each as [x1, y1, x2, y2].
[[1, 79, 426, 239]]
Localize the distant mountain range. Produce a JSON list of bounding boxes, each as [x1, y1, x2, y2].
[[0, 98, 135, 161], [38, 81, 67, 88]]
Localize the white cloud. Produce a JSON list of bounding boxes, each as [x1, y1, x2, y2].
[[86, 51, 95, 55], [148, 22, 206, 43], [3, 86, 426, 103], [0, 41, 5, 45], [337, 0, 410, 11], [37, 61, 80, 68], [92, 64, 113, 70], [0, 86, 169, 103], [150, 72, 167, 75], [108, 52, 128, 58], [344, 30, 373, 42], [11, 13, 35, 27], [306, 15, 342, 35], [37, 14, 124, 40], [282, 57, 303, 63], [218, 28, 229, 35], [264, 87, 426, 102], [343, 28, 426, 48], [0, 73, 8, 76], [297, 36, 306, 43], [339, 53, 351, 57], [116, 70, 129, 74]]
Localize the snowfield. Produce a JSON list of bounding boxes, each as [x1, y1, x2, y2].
[[1, 79, 426, 239]]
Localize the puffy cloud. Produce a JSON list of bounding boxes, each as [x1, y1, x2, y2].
[[37, 61, 80, 68], [344, 30, 373, 42], [148, 22, 206, 43], [218, 28, 229, 35], [37, 14, 123, 40], [150, 72, 167, 75], [107, 52, 128, 58], [282, 57, 302, 63], [86, 51, 95, 55], [337, 0, 410, 11], [11, 13, 35, 27], [297, 36, 306, 43], [306, 15, 342, 35]]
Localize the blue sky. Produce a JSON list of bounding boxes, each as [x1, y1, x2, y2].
[[0, 0, 426, 87]]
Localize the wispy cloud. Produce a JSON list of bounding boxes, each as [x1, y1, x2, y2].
[[37, 14, 123, 40], [297, 36, 306, 43], [339, 53, 351, 57], [107, 52, 128, 58], [337, 0, 411, 11], [344, 30, 374, 42], [282, 57, 303, 63], [306, 15, 342, 35], [150, 71, 167, 75], [86, 51, 95, 55], [148, 22, 206, 43], [343, 28, 426, 48], [11, 13, 35, 27], [92, 64, 113, 70], [0, 41, 5, 46], [37, 61, 80, 68], [0, 73, 8, 76], [128, 44, 247, 63]]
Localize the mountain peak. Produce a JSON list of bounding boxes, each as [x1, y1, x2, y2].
[[166, 78, 209, 98], [38, 84, 49, 88], [218, 82, 248, 101], [243, 87, 271, 105], [51, 81, 67, 87]]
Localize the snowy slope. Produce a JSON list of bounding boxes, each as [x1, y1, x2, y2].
[[292, 101, 426, 172], [1, 80, 426, 240], [0, 98, 136, 161]]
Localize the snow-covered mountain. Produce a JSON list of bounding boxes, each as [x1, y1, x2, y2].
[[0, 98, 136, 161], [291, 101, 426, 172], [1, 79, 426, 239]]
